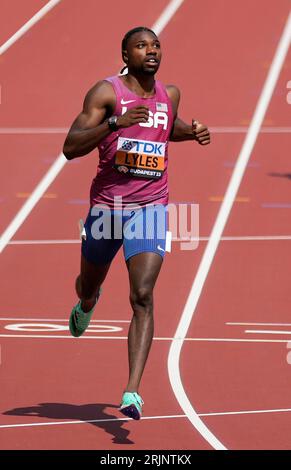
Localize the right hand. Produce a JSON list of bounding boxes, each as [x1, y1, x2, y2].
[[117, 106, 149, 128]]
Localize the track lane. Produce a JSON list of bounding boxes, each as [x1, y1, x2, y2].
[[0, 0, 169, 243], [0, 0, 169, 127], [0, 0, 48, 45], [0, 339, 211, 449], [179, 5, 291, 449], [0, 134, 64, 233], [1, 0, 290, 450]]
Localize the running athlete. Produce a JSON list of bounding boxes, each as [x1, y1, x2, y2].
[[63, 26, 210, 421]]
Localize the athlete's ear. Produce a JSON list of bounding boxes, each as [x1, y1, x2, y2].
[[122, 49, 128, 63]]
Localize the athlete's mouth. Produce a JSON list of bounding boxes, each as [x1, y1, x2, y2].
[[144, 57, 159, 65]]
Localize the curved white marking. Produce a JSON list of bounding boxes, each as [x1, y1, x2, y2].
[[168, 11, 291, 451], [5, 323, 67, 332], [4, 323, 122, 333]]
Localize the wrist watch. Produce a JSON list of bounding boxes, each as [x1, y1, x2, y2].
[[108, 115, 119, 131]]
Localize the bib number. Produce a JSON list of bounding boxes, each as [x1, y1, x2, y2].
[[114, 137, 165, 180]]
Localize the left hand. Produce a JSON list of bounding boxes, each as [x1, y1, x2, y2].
[[192, 119, 211, 145]]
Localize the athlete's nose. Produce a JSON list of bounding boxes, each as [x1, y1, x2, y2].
[[146, 45, 157, 55]]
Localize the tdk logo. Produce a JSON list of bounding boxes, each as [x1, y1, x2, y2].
[[118, 137, 165, 156], [121, 106, 168, 130]]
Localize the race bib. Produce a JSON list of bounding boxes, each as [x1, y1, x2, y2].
[[114, 137, 166, 179]]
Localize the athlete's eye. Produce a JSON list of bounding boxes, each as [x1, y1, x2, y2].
[[137, 43, 145, 48]]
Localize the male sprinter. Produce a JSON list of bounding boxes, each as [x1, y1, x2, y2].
[[63, 26, 210, 420]]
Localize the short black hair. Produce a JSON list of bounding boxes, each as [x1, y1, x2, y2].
[[121, 26, 158, 53]]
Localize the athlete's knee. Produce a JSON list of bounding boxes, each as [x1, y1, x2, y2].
[[130, 286, 153, 313]]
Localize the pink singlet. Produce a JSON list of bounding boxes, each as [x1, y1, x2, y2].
[[90, 75, 174, 208]]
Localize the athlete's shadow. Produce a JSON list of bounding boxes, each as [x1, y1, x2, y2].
[[268, 172, 291, 180], [3, 403, 134, 444]]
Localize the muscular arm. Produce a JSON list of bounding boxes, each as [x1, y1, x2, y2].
[[166, 85, 210, 145], [63, 81, 115, 160], [63, 81, 151, 160], [169, 117, 195, 141]]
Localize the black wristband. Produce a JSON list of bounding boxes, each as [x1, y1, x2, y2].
[[108, 115, 119, 131]]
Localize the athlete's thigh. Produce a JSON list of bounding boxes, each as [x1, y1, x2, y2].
[[126, 252, 163, 292], [82, 208, 123, 266], [123, 204, 167, 264], [79, 208, 123, 292]]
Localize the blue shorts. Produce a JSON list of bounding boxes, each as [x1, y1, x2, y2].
[[81, 204, 168, 265]]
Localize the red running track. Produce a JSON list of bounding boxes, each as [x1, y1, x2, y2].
[[0, 0, 291, 449]]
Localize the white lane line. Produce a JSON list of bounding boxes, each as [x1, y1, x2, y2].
[[0, 335, 289, 343], [0, 0, 185, 254], [0, 317, 130, 323], [0, 334, 129, 340], [0, 0, 62, 56], [2, 406, 291, 430], [167, 11, 291, 452], [9, 240, 80, 245], [0, 126, 290, 134], [0, 0, 184, 61], [174, 236, 291, 241], [210, 127, 291, 133], [0, 128, 68, 134], [199, 407, 291, 418], [6, 235, 291, 246], [0, 154, 67, 253], [245, 329, 291, 335], [0, 414, 186, 430], [228, 322, 291, 326], [151, 0, 185, 35], [179, 338, 290, 344]]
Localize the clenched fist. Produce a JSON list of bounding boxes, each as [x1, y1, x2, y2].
[[192, 119, 211, 145], [117, 106, 150, 128]]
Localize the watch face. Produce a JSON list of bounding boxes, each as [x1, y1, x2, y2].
[[109, 116, 118, 130]]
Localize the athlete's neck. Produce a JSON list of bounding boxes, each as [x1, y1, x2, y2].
[[122, 72, 155, 98]]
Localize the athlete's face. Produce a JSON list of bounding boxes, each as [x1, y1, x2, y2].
[[123, 31, 162, 75]]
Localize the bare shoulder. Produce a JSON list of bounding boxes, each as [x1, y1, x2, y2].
[[83, 79, 116, 112], [166, 84, 180, 117], [166, 84, 180, 101]]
